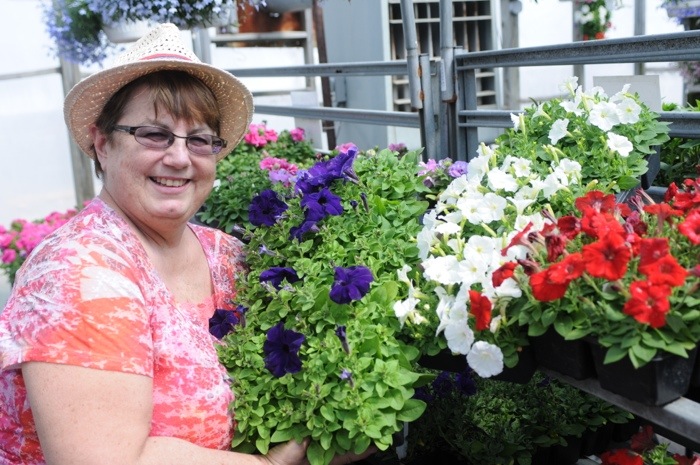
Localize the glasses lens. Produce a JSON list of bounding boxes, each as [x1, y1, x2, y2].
[[187, 135, 226, 156], [133, 127, 173, 149]]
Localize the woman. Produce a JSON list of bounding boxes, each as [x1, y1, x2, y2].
[[0, 24, 373, 465]]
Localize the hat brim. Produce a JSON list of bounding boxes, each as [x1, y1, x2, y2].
[[64, 59, 254, 162]]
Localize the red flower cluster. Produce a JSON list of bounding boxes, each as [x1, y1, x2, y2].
[[521, 179, 700, 329], [600, 425, 700, 465]]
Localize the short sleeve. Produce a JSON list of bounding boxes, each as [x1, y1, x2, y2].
[[0, 216, 154, 377]]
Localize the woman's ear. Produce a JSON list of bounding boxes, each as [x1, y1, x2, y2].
[[89, 124, 108, 163]]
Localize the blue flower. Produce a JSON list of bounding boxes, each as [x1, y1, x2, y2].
[[335, 325, 350, 354], [455, 370, 477, 397], [300, 187, 344, 222], [295, 146, 359, 195], [259, 266, 301, 290], [329, 266, 374, 304], [432, 371, 454, 398], [339, 368, 355, 388], [208, 305, 247, 340], [249, 189, 288, 227], [263, 322, 305, 377], [289, 219, 319, 242], [448, 160, 469, 178]]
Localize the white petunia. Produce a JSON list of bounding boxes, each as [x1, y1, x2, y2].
[[416, 227, 436, 260], [510, 112, 522, 131], [466, 341, 504, 377], [616, 97, 642, 124], [480, 192, 509, 223], [393, 297, 419, 327], [556, 158, 582, 179], [548, 118, 569, 144], [607, 132, 633, 157], [487, 168, 519, 192], [435, 220, 462, 236], [422, 255, 463, 285], [559, 76, 579, 95], [508, 157, 532, 178], [588, 101, 621, 131], [466, 154, 491, 183], [476, 142, 497, 158], [532, 102, 548, 119], [541, 172, 565, 198], [444, 318, 474, 355]]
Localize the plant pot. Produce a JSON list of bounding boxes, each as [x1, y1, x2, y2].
[[590, 344, 698, 406], [664, 0, 700, 18], [103, 20, 151, 43], [550, 435, 583, 465], [418, 346, 536, 384], [580, 424, 614, 457], [530, 327, 596, 380], [263, 0, 312, 13]]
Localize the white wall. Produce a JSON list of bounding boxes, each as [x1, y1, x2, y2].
[[0, 0, 690, 306]]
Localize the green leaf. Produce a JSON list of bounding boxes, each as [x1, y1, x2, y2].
[[396, 398, 426, 422]]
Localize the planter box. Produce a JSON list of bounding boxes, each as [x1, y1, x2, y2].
[[590, 344, 698, 406], [530, 328, 596, 380]]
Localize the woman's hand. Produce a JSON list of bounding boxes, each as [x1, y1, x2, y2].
[[263, 439, 377, 465]]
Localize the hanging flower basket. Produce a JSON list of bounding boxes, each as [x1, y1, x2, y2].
[[663, 0, 700, 18], [103, 19, 151, 43]]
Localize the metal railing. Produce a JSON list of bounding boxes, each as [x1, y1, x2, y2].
[[454, 30, 700, 159]]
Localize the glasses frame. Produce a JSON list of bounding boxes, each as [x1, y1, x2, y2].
[[112, 125, 228, 156]]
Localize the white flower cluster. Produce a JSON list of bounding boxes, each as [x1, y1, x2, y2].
[[393, 144, 583, 378], [543, 77, 642, 158]]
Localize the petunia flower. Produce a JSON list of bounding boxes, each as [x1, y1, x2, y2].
[[259, 266, 301, 290], [209, 306, 246, 340], [466, 340, 504, 378], [249, 190, 289, 227], [329, 266, 374, 304], [263, 322, 305, 377], [300, 187, 344, 222]]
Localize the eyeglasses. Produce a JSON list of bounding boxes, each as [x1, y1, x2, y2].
[[112, 125, 228, 156]]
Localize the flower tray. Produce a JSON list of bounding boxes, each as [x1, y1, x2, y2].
[[590, 344, 698, 406], [530, 328, 596, 380]]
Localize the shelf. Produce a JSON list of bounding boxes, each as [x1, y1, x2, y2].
[[209, 31, 310, 45], [541, 368, 700, 450]]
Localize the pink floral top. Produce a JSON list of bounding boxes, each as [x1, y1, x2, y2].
[[0, 198, 245, 464]]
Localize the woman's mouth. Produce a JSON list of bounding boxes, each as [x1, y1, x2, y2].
[[151, 177, 188, 187]]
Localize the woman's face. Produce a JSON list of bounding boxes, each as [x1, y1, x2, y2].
[[92, 86, 218, 234]]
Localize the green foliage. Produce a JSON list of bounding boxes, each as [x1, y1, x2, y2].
[[404, 371, 633, 465], [217, 148, 434, 465], [657, 101, 700, 187]]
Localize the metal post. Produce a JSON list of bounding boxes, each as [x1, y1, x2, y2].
[[439, 0, 457, 159], [419, 54, 437, 160], [60, 59, 95, 207], [634, 0, 646, 75], [399, 0, 423, 111]]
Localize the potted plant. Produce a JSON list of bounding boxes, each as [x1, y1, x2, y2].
[[0, 207, 79, 285], [197, 122, 317, 234], [214, 145, 439, 465], [573, 0, 619, 40], [514, 182, 700, 404], [42, 0, 261, 65], [599, 425, 700, 465], [400, 369, 633, 465], [392, 77, 670, 380]]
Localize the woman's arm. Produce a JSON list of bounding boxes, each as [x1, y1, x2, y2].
[[22, 362, 301, 465]]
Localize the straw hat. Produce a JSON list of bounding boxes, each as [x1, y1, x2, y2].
[[64, 23, 254, 162]]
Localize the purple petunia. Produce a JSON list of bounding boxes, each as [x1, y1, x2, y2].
[[289, 219, 319, 242], [335, 325, 350, 354], [263, 322, 305, 377], [295, 145, 359, 195], [329, 266, 374, 304], [259, 266, 301, 290], [448, 161, 469, 178], [300, 187, 344, 222], [208, 305, 247, 340], [248, 189, 288, 227]]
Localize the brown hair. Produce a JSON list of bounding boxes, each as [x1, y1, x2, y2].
[[92, 70, 221, 177]]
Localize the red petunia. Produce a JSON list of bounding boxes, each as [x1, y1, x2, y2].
[[580, 210, 625, 239], [502, 222, 533, 256], [545, 232, 567, 262], [623, 280, 672, 328], [672, 454, 700, 465], [547, 253, 585, 284], [640, 254, 688, 287], [599, 449, 643, 465], [678, 209, 700, 245], [638, 237, 669, 267], [529, 269, 570, 302], [468, 290, 492, 331], [643, 203, 683, 225], [629, 425, 656, 453], [557, 215, 581, 240], [575, 190, 617, 214], [582, 233, 631, 281], [492, 262, 517, 287]]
